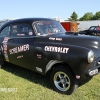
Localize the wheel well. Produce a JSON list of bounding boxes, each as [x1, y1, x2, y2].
[[0, 45, 5, 61], [46, 62, 75, 77]]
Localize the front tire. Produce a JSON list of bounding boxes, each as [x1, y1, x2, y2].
[[50, 65, 78, 95]]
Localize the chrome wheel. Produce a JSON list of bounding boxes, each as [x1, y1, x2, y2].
[[54, 71, 70, 91]]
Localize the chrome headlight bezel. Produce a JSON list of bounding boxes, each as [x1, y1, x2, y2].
[[88, 50, 94, 63]]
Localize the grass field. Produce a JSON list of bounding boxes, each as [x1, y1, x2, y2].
[[0, 63, 100, 100]]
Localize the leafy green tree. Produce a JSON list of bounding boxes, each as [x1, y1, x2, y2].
[[68, 11, 78, 21], [93, 11, 100, 20], [79, 12, 93, 21]]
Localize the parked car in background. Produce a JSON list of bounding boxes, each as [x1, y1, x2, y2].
[[0, 18, 100, 95], [79, 26, 100, 36]]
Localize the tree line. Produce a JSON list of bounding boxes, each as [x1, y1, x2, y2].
[[67, 11, 100, 21]]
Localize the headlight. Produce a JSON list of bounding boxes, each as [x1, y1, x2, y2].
[[88, 50, 94, 63]]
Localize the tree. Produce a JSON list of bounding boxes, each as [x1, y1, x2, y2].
[[93, 11, 100, 20], [79, 12, 93, 21], [68, 11, 78, 21]]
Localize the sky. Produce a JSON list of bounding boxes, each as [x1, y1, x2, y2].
[[0, 0, 99, 20]]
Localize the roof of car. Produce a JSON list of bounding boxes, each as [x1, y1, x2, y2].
[[1, 18, 54, 28]]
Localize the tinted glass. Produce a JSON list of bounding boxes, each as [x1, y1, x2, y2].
[[0, 26, 10, 36], [89, 27, 95, 31], [11, 23, 33, 37]]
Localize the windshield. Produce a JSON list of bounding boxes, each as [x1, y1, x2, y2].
[[32, 20, 66, 36]]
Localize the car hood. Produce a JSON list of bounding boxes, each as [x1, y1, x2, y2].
[[36, 33, 100, 57]]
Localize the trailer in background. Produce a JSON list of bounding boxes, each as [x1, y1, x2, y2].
[[77, 20, 100, 31], [60, 21, 78, 32], [61, 20, 100, 32]]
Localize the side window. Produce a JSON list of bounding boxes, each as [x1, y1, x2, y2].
[[94, 27, 97, 31], [11, 25, 18, 36], [89, 27, 95, 31], [11, 23, 33, 37], [0, 26, 10, 36], [18, 23, 33, 36]]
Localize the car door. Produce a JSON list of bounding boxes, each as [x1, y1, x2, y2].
[[7, 23, 36, 70]]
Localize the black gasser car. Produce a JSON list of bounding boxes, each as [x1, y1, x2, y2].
[[0, 18, 100, 95], [79, 26, 100, 36]]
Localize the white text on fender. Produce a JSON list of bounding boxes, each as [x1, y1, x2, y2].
[[9, 44, 29, 54], [44, 46, 69, 53]]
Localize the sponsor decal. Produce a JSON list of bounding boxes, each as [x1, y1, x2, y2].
[[36, 47, 42, 49], [17, 55, 23, 59], [56, 38, 62, 41], [44, 46, 69, 53], [2, 37, 9, 62], [3, 44, 7, 48], [4, 37, 9, 41], [4, 50, 7, 53], [3, 42, 7, 44], [37, 54, 42, 59], [2, 41, 8, 43], [2, 37, 9, 43], [49, 37, 62, 41], [28, 32, 33, 35], [4, 47, 7, 51], [17, 34, 25, 36], [49, 37, 55, 40], [9, 44, 29, 54]]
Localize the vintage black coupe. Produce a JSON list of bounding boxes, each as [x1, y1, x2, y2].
[[79, 26, 100, 36], [0, 18, 100, 95]]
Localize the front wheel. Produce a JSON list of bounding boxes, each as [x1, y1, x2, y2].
[[50, 65, 78, 95]]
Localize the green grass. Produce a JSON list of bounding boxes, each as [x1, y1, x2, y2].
[[0, 64, 100, 100]]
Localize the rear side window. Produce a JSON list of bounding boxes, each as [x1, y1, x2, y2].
[[11, 23, 34, 37], [0, 26, 10, 36], [11, 25, 18, 36], [89, 27, 95, 31]]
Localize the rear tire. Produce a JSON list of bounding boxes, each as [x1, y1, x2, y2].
[[50, 65, 78, 95]]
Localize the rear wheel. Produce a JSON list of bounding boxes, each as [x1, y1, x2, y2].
[[50, 65, 78, 95]]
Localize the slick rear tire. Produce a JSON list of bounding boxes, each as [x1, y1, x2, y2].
[[50, 65, 78, 95]]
